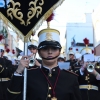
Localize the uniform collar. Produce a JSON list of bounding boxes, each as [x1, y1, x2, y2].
[[41, 65, 59, 76], [43, 66, 57, 71]]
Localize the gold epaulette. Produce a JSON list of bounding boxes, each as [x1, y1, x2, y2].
[[0, 67, 4, 73], [64, 70, 79, 76]]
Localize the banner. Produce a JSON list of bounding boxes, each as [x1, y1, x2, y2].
[[0, 0, 65, 41]]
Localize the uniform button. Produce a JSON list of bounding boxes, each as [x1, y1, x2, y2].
[[49, 87, 52, 90], [49, 74, 52, 77], [88, 74, 89, 76], [88, 81, 90, 83], [48, 94, 51, 97], [53, 69, 55, 71]]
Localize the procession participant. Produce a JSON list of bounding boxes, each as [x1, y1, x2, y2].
[[57, 57, 65, 62], [7, 14, 82, 100], [74, 49, 82, 71], [0, 41, 17, 100], [58, 53, 65, 62], [76, 38, 100, 100], [66, 48, 77, 71], [28, 39, 42, 66]]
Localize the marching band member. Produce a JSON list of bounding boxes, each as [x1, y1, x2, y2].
[[57, 53, 65, 62], [76, 38, 100, 100], [0, 41, 17, 100], [57, 57, 65, 62], [7, 15, 82, 100], [0, 40, 17, 78], [74, 49, 82, 71], [28, 39, 42, 66], [28, 39, 38, 54], [66, 48, 77, 71]]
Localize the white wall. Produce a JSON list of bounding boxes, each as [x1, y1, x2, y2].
[[66, 13, 93, 53], [92, 5, 100, 47]]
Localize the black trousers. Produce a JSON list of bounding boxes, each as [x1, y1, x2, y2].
[[0, 81, 10, 100]]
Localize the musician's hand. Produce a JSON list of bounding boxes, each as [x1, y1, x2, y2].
[[92, 69, 100, 80], [16, 56, 29, 73], [83, 62, 88, 68], [81, 62, 88, 71], [35, 60, 41, 67]]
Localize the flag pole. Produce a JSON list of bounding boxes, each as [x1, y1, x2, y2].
[[23, 38, 28, 100]]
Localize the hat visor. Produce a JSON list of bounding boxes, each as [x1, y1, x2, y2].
[[38, 41, 62, 49], [39, 45, 61, 49], [28, 45, 38, 49]]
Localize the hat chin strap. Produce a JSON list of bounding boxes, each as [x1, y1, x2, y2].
[[41, 55, 59, 60]]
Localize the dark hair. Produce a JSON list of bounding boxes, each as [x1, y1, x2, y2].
[[57, 57, 65, 62]]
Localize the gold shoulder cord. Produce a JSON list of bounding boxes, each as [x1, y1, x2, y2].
[[0, 67, 4, 73], [7, 88, 21, 94]]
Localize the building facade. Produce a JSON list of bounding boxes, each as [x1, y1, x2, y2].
[[66, 13, 94, 54], [92, 5, 100, 56], [0, 19, 19, 54]]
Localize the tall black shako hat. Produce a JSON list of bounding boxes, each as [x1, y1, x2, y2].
[[38, 13, 62, 50]]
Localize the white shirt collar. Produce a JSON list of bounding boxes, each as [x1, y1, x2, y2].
[[42, 65, 58, 71]]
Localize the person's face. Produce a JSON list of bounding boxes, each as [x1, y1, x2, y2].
[[29, 48, 37, 54], [69, 54, 74, 60], [39, 46, 60, 64]]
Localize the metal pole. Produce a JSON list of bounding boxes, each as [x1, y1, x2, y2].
[[23, 39, 28, 100]]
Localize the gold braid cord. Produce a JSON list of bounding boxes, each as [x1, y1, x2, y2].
[[7, 88, 21, 94], [0, 0, 65, 41], [0, 67, 4, 73]]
